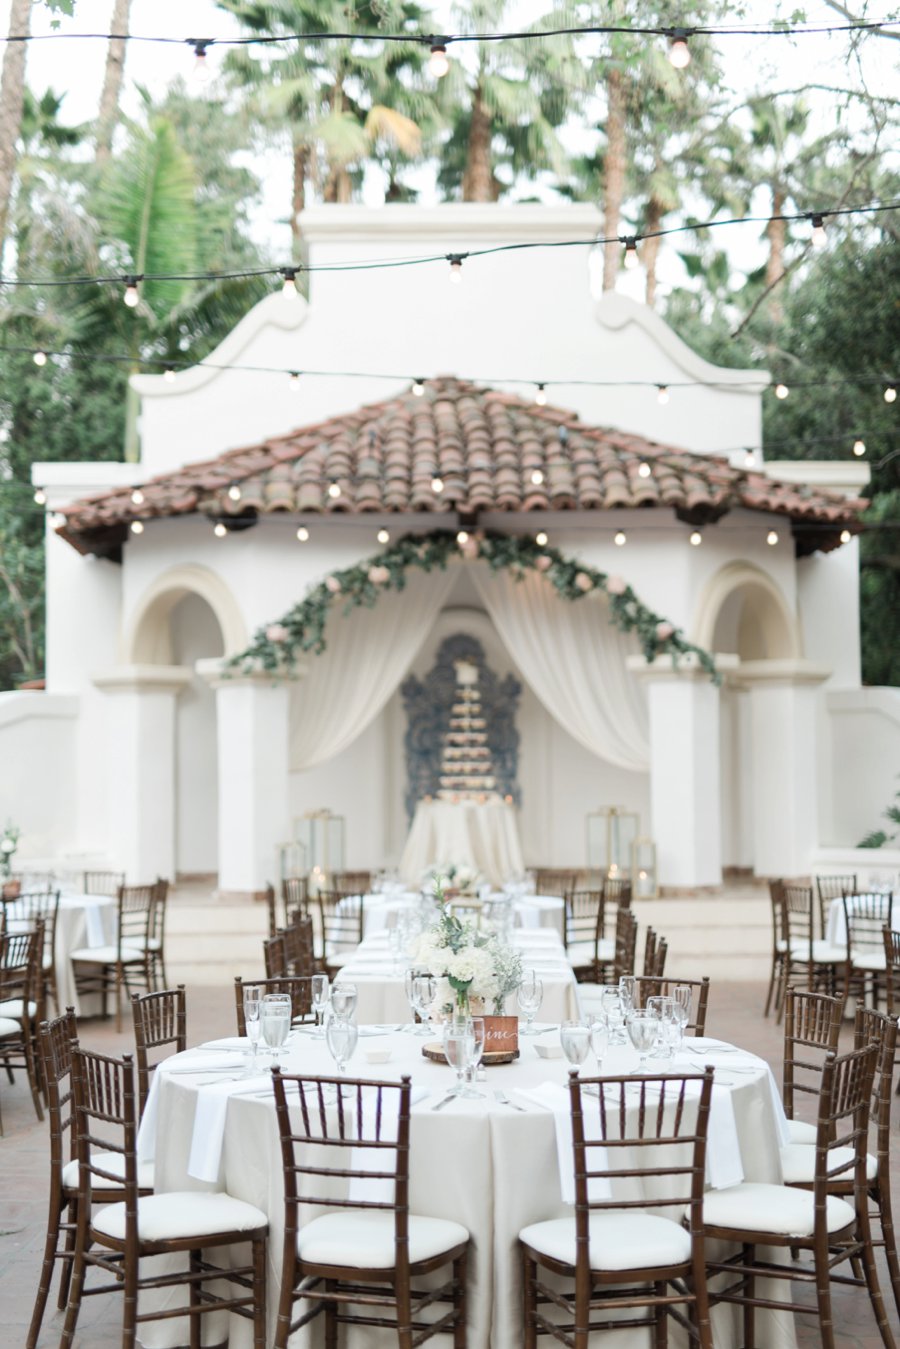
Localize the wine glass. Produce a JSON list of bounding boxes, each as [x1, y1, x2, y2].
[[516, 971, 543, 1035], [242, 984, 262, 1075], [261, 993, 292, 1064], [463, 1017, 486, 1098], [618, 975, 637, 1014], [626, 1009, 660, 1075], [442, 1020, 475, 1097], [330, 983, 358, 1020], [671, 985, 692, 1051], [599, 985, 627, 1045], [560, 1021, 591, 1074], [311, 973, 329, 1037], [404, 967, 423, 1032], [412, 975, 437, 1034], [590, 1016, 609, 1072], [647, 996, 678, 1059], [326, 1016, 358, 1087]]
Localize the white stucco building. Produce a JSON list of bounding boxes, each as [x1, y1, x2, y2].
[[9, 204, 897, 895]]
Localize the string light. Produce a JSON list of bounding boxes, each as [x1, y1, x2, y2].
[[281, 267, 299, 299], [130, 520, 144, 534], [297, 526, 309, 542], [448, 254, 464, 283], [431, 476, 444, 493], [191, 39, 212, 84], [840, 529, 852, 544], [657, 385, 669, 405], [428, 42, 450, 77], [744, 449, 757, 468], [810, 214, 827, 249], [689, 530, 702, 546], [33, 488, 46, 505], [377, 528, 390, 544], [328, 482, 341, 499], [289, 371, 301, 390], [622, 237, 639, 270], [531, 468, 545, 485], [213, 521, 227, 537], [32, 350, 47, 366], [163, 365, 175, 383], [766, 529, 779, 545], [668, 28, 691, 67], [456, 530, 469, 544], [614, 530, 627, 546], [637, 461, 651, 478], [852, 438, 866, 457], [412, 378, 425, 397], [536, 531, 548, 546], [534, 384, 547, 406], [774, 382, 789, 399], [886, 386, 898, 404], [228, 483, 242, 501], [131, 488, 144, 505]]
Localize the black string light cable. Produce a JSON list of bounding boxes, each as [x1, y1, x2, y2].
[[0, 200, 896, 296]]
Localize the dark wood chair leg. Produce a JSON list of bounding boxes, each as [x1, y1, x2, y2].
[[58, 1235, 87, 1348], [523, 1248, 538, 1349], [742, 1245, 755, 1349], [324, 1279, 338, 1349], [189, 1249, 202, 1349], [252, 1234, 267, 1349], [25, 1195, 63, 1349], [57, 1214, 76, 1309], [453, 1247, 468, 1349], [858, 1212, 896, 1348], [654, 1280, 668, 1348]]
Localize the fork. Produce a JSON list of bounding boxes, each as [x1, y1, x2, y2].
[[494, 1089, 527, 1112]]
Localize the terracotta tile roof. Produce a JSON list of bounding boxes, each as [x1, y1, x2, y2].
[[58, 377, 866, 557]]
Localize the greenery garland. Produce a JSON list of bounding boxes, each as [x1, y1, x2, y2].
[[227, 529, 720, 682]]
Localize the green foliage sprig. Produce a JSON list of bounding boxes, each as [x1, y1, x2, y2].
[[858, 777, 900, 850], [227, 528, 719, 681]]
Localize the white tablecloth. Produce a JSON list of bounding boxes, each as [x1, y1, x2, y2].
[[399, 799, 524, 887], [137, 1029, 795, 1349], [7, 891, 114, 1015], [358, 891, 565, 941]]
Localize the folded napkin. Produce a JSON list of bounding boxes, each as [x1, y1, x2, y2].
[[199, 1037, 249, 1052], [188, 1071, 273, 1183], [348, 1085, 430, 1203], [514, 1082, 613, 1204]]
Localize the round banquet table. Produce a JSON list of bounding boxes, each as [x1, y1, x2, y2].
[[5, 891, 115, 1015], [358, 891, 566, 941], [136, 1031, 797, 1349], [399, 799, 524, 888]]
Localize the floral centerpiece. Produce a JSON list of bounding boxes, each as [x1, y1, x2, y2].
[[414, 884, 523, 1020], [0, 821, 19, 878], [422, 862, 483, 897]]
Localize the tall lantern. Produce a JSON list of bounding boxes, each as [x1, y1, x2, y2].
[[630, 836, 659, 900], [586, 807, 640, 882], [293, 810, 345, 895]]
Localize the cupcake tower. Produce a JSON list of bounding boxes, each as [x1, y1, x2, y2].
[[438, 660, 498, 801]]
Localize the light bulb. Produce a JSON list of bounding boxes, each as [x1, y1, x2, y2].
[[328, 482, 341, 499], [431, 476, 444, 493], [33, 488, 46, 505], [281, 268, 298, 299], [131, 488, 144, 505], [535, 384, 547, 406], [622, 238, 639, 270], [456, 530, 469, 544], [535, 531, 548, 547], [412, 378, 425, 397], [638, 461, 651, 478], [614, 531, 627, 547], [448, 255, 463, 284], [214, 521, 227, 537], [428, 43, 450, 77], [766, 529, 779, 546], [744, 449, 756, 468], [164, 366, 175, 383], [668, 32, 691, 68], [840, 529, 851, 544], [130, 520, 144, 535], [531, 469, 544, 486], [297, 526, 309, 542], [885, 386, 897, 404], [852, 438, 866, 457], [689, 530, 702, 546], [123, 279, 139, 308], [33, 350, 47, 367], [192, 41, 212, 84], [228, 483, 242, 501], [775, 382, 789, 400], [657, 385, 669, 405], [377, 528, 390, 544], [810, 214, 827, 249], [289, 371, 301, 391]]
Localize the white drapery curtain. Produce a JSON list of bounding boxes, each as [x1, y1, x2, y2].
[[289, 565, 458, 770], [471, 564, 650, 772]]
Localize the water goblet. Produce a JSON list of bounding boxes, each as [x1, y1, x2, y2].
[[462, 1017, 486, 1097], [516, 971, 543, 1035], [599, 985, 627, 1045], [311, 973, 329, 1037], [404, 967, 423, 1032], [618, 975, 637, 1014], [261, 993, 292, 1064], [412, 975, 437, 1034], [672, 985, 692, 1048], [590, 1016, 609, 1072], [242, 984, 262, 1075], [560, 1021, 591, 1074], [326, 1015, 358, 1090], [330, 983, 358, 1021], [626, 1009, 660, 1075], [647, 996, 676, 1059], [443, 1020, 475, 1097]]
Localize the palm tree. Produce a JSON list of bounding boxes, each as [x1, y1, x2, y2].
[[0, 0, 33, 257], [95, 0, 132, 164]]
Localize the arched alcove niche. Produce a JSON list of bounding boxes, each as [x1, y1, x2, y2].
[[125, 565, 246, 665]]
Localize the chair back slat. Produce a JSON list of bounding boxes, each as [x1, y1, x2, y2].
[[782, 989, 842, 1120], [333, 871, 372, 897], [83, 870, 125, 898], [852, 1003, 899, 1168], [564, 890, 604, 950], [282, 876, 309, 922], [816, 873, 858, 936], [611, 907, 638, 982], [636, 976, 709, 1037], [534, 869, 580, 898], [282, 915, 316, 978], [318, 889, 364, 958], [0, 922, 44, 1003], [813, 1044, 878, 1193], [844, 892, 893, 957], [883, 926, 900, 1015], [70, 1048, 138, 1202], [37, 1007, 79, 1168], [131, 985, 187, 1114], [264, 933, 288, 978], [117, 884, 156, 956], [603, 876, 633, 909]]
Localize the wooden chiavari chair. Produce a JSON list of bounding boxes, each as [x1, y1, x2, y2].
[[610, 905, 638, 984], [333, 869, 373, 896], [642, 926, 668, 978], [317, 887, 364, 978], [2, 887, 61, 1013], [778, 883, 844, 1020], [282, 912, 316, 977], [843, 891, 894, 1013], [815, 872, 858, 940], [534, 868, 580, 898], [780, 988, 843, 1145], [264, 932, 289, 978], [131, 985, 187, 1116], [282, 874, 309, 920], [562, 889, 605, 982], [603, 875, 633, 908], [0, 921, 46, 1125], [765, 879, 788, 1017], [233, 975, 317, 1034], [70, 883, 156, 1031], [82, 870, 125, 897], [635, 975, 710, 1037]]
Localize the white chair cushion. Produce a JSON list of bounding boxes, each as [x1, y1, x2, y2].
[[0, 1015, 21, 1037], [70, 944, 145, 964], [785, 1118, 818, 1145], [93, 1191, 267, 1243], [851, 951, 887, 972], [789, 941, 845, 963], [324, 949, 353, 967], [780, 1142, 877, 1184], [0, 999, 37, 1020], [62, 1152, 156, 1192], [703, 1182, 855, 1237], [520, 1212, 692, 1271], [565, 941, 599, 966], [297, 1210, 468, 1270]]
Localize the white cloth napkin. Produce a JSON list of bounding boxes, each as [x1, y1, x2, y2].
[[188, 1070, 272, 1182], [515, 1081, 613, 1204]]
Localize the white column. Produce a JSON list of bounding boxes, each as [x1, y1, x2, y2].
[[92, 665, 192, 880], [741, 660, 830, 877], [200, 662, 292, 896], [628, 653, 737, 891]]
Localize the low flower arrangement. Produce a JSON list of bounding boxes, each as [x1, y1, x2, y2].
[[414, 890, 523, 1020], [422, 861, 483, 896]]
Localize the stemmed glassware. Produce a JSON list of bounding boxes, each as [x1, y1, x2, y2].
[[590, 1017, 609, 1072], [261, 993, 292, 1064], [560, 1021, 591, 1074], [672, 985, 692, 1047], [330, 983, 358, 1020], [647, 996, 678, 1060], [326, 1016, 358, 1089], [599, 985, 627, 1044], [242, 984, 262, 1075], [516, 970, 543, 1035], [411, 975, 436, 1034], [443, 1019, 481, 1098], [626, 1009, 660, 1074], [618, 975, 637, 1015], [311, 973, 329, 1037]]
